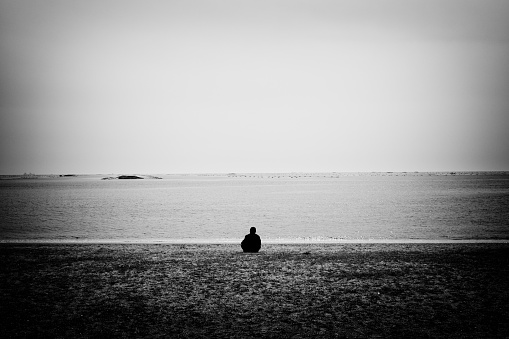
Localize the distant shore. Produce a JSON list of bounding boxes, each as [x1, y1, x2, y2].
[[1, 171, 509, 180], [1, 243, 508, 338]]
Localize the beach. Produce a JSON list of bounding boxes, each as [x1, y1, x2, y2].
[[1, 243, 508, 338]]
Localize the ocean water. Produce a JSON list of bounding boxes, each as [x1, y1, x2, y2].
[[1, 173, 508, 243]]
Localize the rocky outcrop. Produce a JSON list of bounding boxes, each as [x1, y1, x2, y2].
[[101, 175, 144, 180]]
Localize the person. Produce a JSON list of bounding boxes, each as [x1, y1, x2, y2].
[[241, 227, 261, 253]]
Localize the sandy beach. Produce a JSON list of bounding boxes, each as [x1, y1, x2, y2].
[[1, 243, 508, 338]]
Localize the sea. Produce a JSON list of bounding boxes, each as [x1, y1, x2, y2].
[[1, 172, 508, 243]]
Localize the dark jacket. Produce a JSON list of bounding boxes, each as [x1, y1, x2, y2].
[[241, 233, 261, 253]]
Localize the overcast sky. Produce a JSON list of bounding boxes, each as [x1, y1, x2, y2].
[[1, 0, 508, 174]]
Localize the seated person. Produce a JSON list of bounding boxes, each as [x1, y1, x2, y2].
[[241, 227, 261, 253]]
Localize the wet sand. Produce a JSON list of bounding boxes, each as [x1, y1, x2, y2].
[[1, 243, 508, 338]]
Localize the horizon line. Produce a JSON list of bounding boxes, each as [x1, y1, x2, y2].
[[2, 170, 509, 177]]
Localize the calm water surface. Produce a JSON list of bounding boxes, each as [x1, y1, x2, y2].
[[1, 173, 508, 242]]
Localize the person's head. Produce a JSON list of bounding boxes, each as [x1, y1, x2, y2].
[[250, 227, 256, 234]]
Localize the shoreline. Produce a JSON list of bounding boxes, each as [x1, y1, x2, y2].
[[1, 238, 508, 244]]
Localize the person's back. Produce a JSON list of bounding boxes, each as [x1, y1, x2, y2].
[[241, 227, 261, 253]]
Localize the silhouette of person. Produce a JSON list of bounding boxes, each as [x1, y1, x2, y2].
[[241, 227, 261, 253]]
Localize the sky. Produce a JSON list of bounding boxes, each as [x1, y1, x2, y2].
[[1, 0, 508, 174]]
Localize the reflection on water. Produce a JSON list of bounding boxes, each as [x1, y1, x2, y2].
[[1, 173, 508, 242]]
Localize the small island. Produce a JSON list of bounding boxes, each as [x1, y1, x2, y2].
[[101, 175, 144, 180]]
